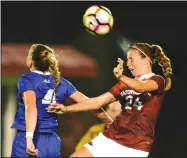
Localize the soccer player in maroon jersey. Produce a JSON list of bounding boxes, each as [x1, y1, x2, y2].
[[47, 43, 172, 157]]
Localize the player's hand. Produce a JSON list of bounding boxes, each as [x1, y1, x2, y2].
[[113, 58, 124, 79], [46, 103, 67, 114], [26, 137, 38, 156]]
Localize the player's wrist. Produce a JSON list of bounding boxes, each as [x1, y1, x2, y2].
[[26, 137, 33, 142], [60, 104, 69, 113], [26, 132, 34, 139], [65, 106, 74, 113]]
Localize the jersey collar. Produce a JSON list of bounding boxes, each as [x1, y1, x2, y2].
[[33, 70, 51, 75], [136, 73, 155, 81]]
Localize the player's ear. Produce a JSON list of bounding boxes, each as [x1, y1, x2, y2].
[[143, 57, 151, 66], [29, 61, 33, 69], [30, 60, 35, 69], [26, 57, 34, 70], [26, 57, 31, 67]]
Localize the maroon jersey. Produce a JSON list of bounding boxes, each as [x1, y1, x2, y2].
[[103, 73, 165, 152]]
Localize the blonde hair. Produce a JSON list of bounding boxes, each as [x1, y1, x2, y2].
[[29, 44, 60, 88], [130, 43, 172, 91]]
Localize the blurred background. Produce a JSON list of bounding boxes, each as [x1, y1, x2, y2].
[[1, 1, 187, 157]]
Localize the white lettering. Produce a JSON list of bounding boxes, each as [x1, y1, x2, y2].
[[120, 90, 141, 97], [43, 79, 50, 83]]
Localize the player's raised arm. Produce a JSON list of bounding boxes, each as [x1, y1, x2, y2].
[[114, 58, 159, 93]]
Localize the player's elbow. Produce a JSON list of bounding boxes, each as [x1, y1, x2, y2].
[[26, 105, 37, 114], [136, 82, 158, 93]]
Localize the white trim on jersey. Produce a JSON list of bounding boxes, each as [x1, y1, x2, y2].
[[136, 73, 155, 81], [33, 70, 51, 75], [84, 133, 149, 157]]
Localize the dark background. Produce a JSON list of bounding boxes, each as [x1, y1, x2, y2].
[[2, 1, 187, 157]]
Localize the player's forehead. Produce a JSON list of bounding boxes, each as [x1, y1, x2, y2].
[[127, 49, 141, 60]]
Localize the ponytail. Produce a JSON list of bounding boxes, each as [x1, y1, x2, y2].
[[44, 51, 60, 88], [151, 45, 172, 91]]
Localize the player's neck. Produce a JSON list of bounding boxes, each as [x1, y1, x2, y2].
[[30, 67, 36, 72], [135, 67, 152, 78], [135, 70, 153, 79]]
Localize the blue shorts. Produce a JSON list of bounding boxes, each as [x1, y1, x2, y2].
[[11, 130, 61, 157]]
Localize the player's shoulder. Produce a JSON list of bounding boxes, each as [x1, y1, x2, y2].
[[149, 74, 165, 81], [60, 76, 66, 81], [19, 72, 34, 80], [149, 74, 165, 87], [18, 72, 40, 83], [59, 76, 73, 85]]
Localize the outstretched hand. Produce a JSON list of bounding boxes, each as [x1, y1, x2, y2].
[[46, 103, 67, 114], [113, 58, 124, 79]]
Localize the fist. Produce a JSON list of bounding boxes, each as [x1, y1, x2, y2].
[[46, 103, 67, 114], [113, 58, 124, 79]]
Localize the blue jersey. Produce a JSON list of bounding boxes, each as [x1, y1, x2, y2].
[[11, 70, 76, 133]]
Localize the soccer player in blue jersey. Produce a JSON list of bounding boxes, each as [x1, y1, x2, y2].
[[11, 44, 112, 157]]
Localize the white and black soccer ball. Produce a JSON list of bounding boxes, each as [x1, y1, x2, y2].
[[83, 5, 114, 35]]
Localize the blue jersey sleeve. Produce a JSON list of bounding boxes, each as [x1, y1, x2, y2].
[[65, 79, 77, 97], [59, 78, 77, 97], [18, 74, 34, 96]]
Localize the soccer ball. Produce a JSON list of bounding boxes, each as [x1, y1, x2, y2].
[[83, 5, 114, 35]]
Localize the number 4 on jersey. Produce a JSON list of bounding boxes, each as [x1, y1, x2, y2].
[[125, 95, 143, 110], [42, 89, 56, 104]]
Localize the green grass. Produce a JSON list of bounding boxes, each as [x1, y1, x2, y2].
[[2, 76, 20, 86]]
